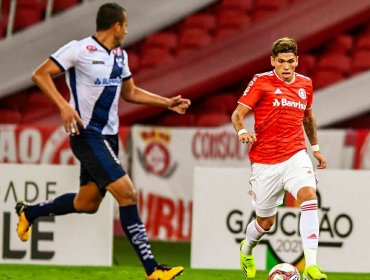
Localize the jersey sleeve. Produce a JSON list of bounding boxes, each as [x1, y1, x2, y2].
[[306, 79, 313, 109], [238, 75, 265, 109], [121, 50, 132, 81], [50, 40, 78, 72]]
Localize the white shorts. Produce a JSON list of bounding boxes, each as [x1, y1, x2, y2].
[[249, 149, 317, 217]]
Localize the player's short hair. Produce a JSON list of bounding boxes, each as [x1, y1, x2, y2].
[[272, 37, 298, 57], [96, 3, 126, 31]]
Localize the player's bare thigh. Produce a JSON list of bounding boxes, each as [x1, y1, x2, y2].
[[74, 181, 104, 213], [106, 174, 137, 206]]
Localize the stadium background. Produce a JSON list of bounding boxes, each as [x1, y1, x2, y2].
[[1, 0, 370, 279]]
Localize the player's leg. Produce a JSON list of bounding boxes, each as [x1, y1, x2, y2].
[[285, 150, 327, 280], [15, 182, 103, 242], [106, 175, 183, 280], [240, 211, 275, 279]]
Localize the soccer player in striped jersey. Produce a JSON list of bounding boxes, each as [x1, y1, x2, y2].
[[15, 3, 190, 280], [231, 37, 327, 280]]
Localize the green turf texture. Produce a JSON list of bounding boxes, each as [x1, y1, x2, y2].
[[1, 237, 370, 279]]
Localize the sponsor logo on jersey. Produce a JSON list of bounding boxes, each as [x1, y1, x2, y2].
[[94, 78, 121, 86], [86, 45, 97, 52], [273, 98, 306, 110], [298, 88, 307, 99], [92, 60, 105, 65]]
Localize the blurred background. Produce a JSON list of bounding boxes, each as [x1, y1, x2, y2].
[[0, 0, 370, 275]]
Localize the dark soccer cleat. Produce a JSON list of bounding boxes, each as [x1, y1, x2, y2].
[[15, 201, 31, 242], [145, 264, 184, 280]]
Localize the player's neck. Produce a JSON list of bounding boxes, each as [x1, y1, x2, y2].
[[95, 31, 116, 51]]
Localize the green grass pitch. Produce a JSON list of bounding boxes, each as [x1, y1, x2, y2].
[[1, 237, 370, 279]]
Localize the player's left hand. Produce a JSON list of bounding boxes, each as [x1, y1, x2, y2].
[[313, 151, 327, 169], [168, 95, 191, 114]]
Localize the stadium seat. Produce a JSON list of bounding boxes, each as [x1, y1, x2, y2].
[[13, 5, 44, 31], [200, 93, 239, 115], [297, 54, 317, 76], [317, 53, 351, 74], [312, 70, 344, 89], [0, 109, 21, 124], [217, 10, 251, 29], [182, 13, 216, 32], [326, 34, 354, 54], [196, 111, 230, 126], [355, 34, 370, 51], [218, 0, 254, 12], [252, 9, 276, 21], [126, 51, 139, 73], [139, 48, 174, 69], [254, 0, 289, 10], [0, 16, 7, 38], [156, 112, 197, 127], [178, 28, 213, 49], [350, 50, 370, 75], [53, 0, 80, 13], [142, 32, 178, 52], [214, 27, 239, 39]]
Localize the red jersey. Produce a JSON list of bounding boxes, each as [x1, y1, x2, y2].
[[238, 70, 313, 164]]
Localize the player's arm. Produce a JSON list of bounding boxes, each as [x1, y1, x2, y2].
[[32, 59, 83, 135], [231, 104, 257, 143], [303, 108, 326, 169], [120, 78, 190, 114]]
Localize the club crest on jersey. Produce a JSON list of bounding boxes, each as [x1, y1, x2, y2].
[[86, 45, 97, 52], [116, 57, 124, 68], [298, 88, 306, 99]]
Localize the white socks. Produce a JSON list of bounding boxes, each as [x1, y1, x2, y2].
[[300, 199, 319, 267], [242, 219, 266, 256]]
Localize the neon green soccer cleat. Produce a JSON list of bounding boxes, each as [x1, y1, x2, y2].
[[303, 265, 327, 280], [15, 201, 31, 242], [145, 265, 184, 280], [240, 240, 256, 278]]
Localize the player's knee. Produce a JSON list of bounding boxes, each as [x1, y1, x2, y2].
[[122, 188, 138, 204], [297, 186, 317, 203], [74, 201, 100, 214], [257, 216, 275, 231]]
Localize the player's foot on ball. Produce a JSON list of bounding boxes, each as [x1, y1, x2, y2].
[[303, 265, 327, 280], [240, 240, 256, 278], [145, 265, 184, 280], [15, 201, 31, 242]]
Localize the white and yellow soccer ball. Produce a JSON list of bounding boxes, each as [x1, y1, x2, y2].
[[268, 263, 300, 280]]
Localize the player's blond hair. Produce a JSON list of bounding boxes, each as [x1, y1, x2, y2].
[[272, 37, 298, 57]]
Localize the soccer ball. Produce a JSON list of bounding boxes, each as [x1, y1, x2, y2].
[[268, 263, 300, 280]]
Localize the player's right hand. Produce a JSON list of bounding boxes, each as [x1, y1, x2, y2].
[[60, 104, 84, 136], [239, 132, 257, 144]]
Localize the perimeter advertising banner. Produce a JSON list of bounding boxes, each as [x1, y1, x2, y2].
[[191, 167, 370, 273], [0, 164, 113, 266]]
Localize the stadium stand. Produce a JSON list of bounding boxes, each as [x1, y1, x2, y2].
[[0, 0, 370, 129]]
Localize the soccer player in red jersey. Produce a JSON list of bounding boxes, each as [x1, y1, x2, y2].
[[231, 37, 327, 280]]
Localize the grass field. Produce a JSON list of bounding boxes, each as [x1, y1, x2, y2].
[[1, 237, 370, 279]]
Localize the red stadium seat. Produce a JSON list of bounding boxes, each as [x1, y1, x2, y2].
[[317, 53, 351, 74], [350, 50, 370, 75], [53, 0, 80, 13], [182, 13, 216, 32], [0, 109, 21, 124], [214, 27, 239, 39], [157, 113, 196, 127], [326, 34, 354, 54], [0, 16, 7, 38], [142, 32, 178, 52], [201, 93, 239, 114], [219, 0, 254, 12], [355, 34, 370, 51], [312, 70, 344, 89], [13, 5, 44, 31], [252, 9, 276, 21], [217, 10, 251, 29], [255, 0, 289, 10], [139, 48, 174, 70], [297, 54, 317, 76], [178, 28, 213, 49], [196, 112, 230, 127]]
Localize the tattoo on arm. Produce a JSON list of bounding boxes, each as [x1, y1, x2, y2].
[[303, 114, 318, 145]]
